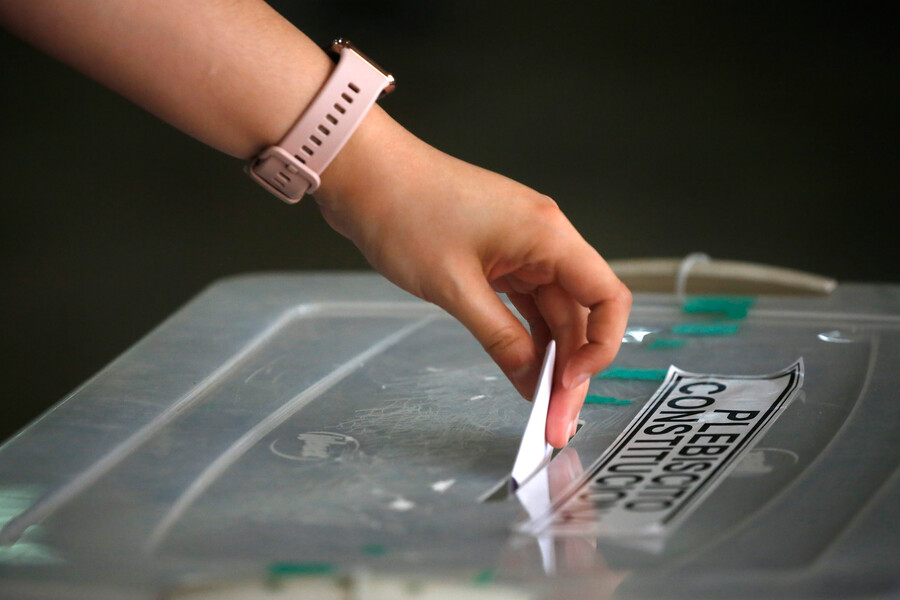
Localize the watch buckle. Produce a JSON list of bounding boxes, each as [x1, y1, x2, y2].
[[246, 146, 321, 204]]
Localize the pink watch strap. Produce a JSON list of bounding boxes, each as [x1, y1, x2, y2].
[[247, 41, 395, 203]]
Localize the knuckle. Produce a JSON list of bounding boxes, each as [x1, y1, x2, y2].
[[535, 200, 568, 228], [483, 323, 521, 356], [531, 205, 572, 255], [537, 193, 560, 209], [595, 281, 632, 313], [482, 324, 530, 370], [614, 284, 633, 310]]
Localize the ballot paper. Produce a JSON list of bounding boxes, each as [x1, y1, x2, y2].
[[510, 340, 556, 489]]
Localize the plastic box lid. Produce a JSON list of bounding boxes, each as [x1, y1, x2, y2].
[[0, 274, 898, 599]]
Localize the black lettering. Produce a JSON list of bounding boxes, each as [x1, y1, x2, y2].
[[679, 444, 729, 457], [636, 435, 684, 446], [581, 489, 627, 506], [664, 460, 713, 473], [689, 432, 740, 444], [594, 474, 642, 487], [654, 409, 705, 423], [698, 421, 748, 431], [625, 499, 671, 512], [679, 381, 727, 395], [609, 462, 655, 474], [651, 473, 700, 486], [619, 450, 670, 461], [667, 396, 715, 410], [644, 423, 692, 435], [714, 409, 760, 422]]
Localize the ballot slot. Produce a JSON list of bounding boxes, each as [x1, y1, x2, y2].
[[478, 421, 586, 504]]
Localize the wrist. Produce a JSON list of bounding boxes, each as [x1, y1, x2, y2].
[[313, 106, 427, 235], [314, 106, 400, 202]]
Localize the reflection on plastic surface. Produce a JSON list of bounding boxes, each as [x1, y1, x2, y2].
[[513, 448, 631, 596], [818, 330, 856, 343], [0, 486, 60, 565], [388, 497, 415, 512], [515, 460, 554, 573], [731, 447, 800, 478], [431, 479, 456, 493], [269, 432, 361, 462], [622, 328, 657, 343], [514, 448, 584, 575], [144, 315, 435, 553], [171, 571, 537, 600]]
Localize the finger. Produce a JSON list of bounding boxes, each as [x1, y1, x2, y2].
[[555, 242, 632, 389], [534, 283, 591, 447], [506, 290, 551, 359], [547, 378, 589, 448], [490, 278, 513, 294], [490, 274, 538, 295], [503, 274, 540, 295], [434, 269, 540, 399]]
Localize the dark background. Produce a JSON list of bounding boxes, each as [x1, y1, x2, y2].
[[1, 2, 897, 442]]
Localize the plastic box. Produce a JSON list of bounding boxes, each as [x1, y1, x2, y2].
[[0, 274, 897, 599]]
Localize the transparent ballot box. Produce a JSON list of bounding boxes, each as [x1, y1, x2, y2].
[[0, 274, 898, 599]]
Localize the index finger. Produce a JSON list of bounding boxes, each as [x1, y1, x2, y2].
[[555, 240, 632, 389]]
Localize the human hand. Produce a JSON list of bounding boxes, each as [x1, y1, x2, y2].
[[316, 109, 631, 448]]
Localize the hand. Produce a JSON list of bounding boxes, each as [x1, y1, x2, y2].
[[316, 109, 631, 448]]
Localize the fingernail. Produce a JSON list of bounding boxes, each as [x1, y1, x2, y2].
[[566, 372, 590, 390], [567, 420, 577, 439]]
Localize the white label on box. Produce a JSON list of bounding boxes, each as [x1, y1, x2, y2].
[[521, 360, 804, 539]]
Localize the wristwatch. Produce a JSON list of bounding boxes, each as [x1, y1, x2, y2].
[[247, 39, 395, 203]]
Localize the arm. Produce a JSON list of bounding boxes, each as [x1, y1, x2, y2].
[[0, 0, 328, 158], [0, 0, 631, 447]]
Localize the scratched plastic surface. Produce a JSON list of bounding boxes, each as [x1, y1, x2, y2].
[[0, 274, 898, 600]]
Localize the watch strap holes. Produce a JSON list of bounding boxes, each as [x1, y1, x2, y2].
[[326, 114, 338, 125], [274, 172, 290, 186], [317, 124, 331, 136], [301, 145, 314, 156], [310, 135, 323, 146], [341, 92, 354, 103], [333, 103, 346, 114], [348, 82, 360, 93], [294, 154, 307, 164]]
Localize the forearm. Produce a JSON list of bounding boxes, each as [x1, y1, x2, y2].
[[0, 0, 331, 158]]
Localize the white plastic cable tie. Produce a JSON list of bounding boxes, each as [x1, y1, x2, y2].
[[676, 252, 711, 300]]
